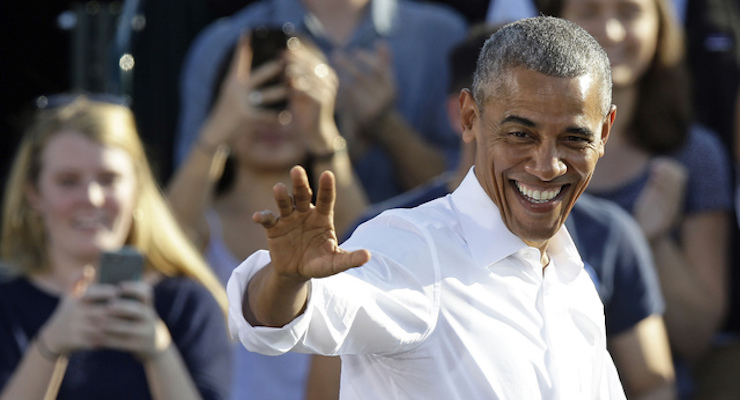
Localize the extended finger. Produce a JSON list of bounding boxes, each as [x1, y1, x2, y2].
[[118, 281, 152, 306], [252, 210, 279, 229], [249, 84, 289, 108], [273, 182, 295, 217], [249, 58, 286, 90], [291, 165, 313, 213], [235, 32, 254, 82], [82, 284, 118, 304], [315, 170, 336, 216], [329, 249, 372, 275]]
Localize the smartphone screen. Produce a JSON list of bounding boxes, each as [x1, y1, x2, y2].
[[250, 26, 291, 110], [97, 246, 144, 285]]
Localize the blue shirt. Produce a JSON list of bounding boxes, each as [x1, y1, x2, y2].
[[0, 276, 232, 400], [588, 125, 733, 216], [345, 173, 664, 336], [176, 0, 467, 203]]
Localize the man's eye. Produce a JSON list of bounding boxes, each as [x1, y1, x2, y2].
[[509, 131, 530, 139], [564, 136, 594, 147]]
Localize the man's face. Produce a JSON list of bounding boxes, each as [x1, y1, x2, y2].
[[460, 67, 615, 247]]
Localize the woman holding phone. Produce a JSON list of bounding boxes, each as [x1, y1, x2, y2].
[[0, 95, 232, 400], [167, 33, 368, 400]]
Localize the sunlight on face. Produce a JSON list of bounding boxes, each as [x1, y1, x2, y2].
[[562, 0, 659, 88], [462, 68, 613, 247], [27, 131, 138, 265]]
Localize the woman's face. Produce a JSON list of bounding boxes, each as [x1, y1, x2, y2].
[[27, 131, 138, 265], [562, 0, 660, 88]]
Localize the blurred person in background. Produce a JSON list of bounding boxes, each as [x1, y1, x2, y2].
[[175, 0, 468, 204], [167, 34, 367, 399], [0, 95, 232, 400], [537, 0, 734, 398]]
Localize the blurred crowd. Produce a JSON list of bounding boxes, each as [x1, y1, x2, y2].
[[1, 0, 740, 399]]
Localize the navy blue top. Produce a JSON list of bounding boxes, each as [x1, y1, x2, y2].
[[0, 275, 232, 400], [345, 172, 664, 336], [588, 125, 734, 215]]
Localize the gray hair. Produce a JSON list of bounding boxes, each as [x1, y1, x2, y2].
[[472, 16, 612, 116]]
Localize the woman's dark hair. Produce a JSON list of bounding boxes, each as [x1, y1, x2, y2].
[[537, 0, 691, 154]]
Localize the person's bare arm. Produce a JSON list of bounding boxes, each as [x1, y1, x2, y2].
[[333, 44, 446, 191], [245, 167, 371, 327], [305, 354, 341, 400], [284, 43, 369, 238], [167, 34, 285, 248], [652, 211, 729, 362], [367, 110, 447, 190], [609, 314, 676, 400], [633, 159, 729, 361]]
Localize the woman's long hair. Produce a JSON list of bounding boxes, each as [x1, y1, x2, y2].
[[1, 96, 228, 313]]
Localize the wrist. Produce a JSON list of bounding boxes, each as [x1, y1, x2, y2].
[[361, 108, 398, 144], [35, 329, 66, 361], [307, 136, 348, 164], [137, 320, 172, 363], [194, 137, 225, 155]]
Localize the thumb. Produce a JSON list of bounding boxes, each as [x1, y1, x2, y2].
[[71, 264, 96, 298]]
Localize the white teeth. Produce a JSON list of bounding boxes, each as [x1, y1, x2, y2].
[[515, 182, 562, 203]]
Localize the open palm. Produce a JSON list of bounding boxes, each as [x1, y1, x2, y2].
[[253, 166, 371, 282]]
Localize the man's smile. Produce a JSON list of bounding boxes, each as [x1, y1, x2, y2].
[[513, 181, 568, 205]]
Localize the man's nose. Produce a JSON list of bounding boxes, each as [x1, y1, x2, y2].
[[525, 144, 567, 181]]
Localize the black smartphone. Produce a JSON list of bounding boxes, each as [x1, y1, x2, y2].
[[250, 25, 291, 110], [97, 246, 144, 285]]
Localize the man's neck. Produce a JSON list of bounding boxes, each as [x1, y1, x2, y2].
[[301, 0, 371, 45]]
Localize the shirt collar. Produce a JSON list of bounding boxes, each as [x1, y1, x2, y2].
[[450, 167, 584, 281], [451, 167, 526, 268]]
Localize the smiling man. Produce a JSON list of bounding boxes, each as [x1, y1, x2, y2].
[[227, 16, 625, 399]]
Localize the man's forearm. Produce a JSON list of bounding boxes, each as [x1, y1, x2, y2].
[[243, 264, 310, 327]]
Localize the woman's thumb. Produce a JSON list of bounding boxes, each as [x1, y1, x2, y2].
[[71, 265, 96, 298]]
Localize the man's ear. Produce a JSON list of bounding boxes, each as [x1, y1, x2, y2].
[[459, 89, 478, 144], [598, 104, 617, 157]]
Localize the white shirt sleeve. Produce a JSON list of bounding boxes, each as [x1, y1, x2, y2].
[[226, 213, 441, 357]]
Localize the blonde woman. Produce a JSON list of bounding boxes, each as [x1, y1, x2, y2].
[[0, 95, 232, 400]]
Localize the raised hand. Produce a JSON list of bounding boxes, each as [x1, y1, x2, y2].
[[253, 166, 371, 280], [247, 166, 371, 327], [333, 41, 397, 135], [199, 33, 288, 149], [633, 157, 688, 241], [284, 38, 340, 154]]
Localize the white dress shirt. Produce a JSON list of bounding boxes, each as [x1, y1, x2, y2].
[[227, 168, 626, 399]]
